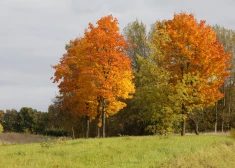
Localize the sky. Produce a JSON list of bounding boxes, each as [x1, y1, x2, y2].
[[1, 0, 235, 112]]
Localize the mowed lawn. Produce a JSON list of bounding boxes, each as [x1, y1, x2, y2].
[[0, 134, 235, 168]]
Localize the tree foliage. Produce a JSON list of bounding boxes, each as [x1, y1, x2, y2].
[[156, 12, 231, 135], [52, 15, 135, 137]]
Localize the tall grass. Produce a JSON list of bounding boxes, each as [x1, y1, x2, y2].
[[0, 135, 234, 168]]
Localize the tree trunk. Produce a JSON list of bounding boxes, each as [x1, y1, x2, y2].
[[181, 118, 186, 136], [96, 115, 100, 138], [215, 102, 218, 133], [221, 84, 226, 132], [188, 114, 199, 135], [181, 104, 186, 136], [85, 115, 89, 139], [97, 126, 100, 138], [222, 121, 224, 132], [102, 98, 106, 138], [71, 125, 75, 139]]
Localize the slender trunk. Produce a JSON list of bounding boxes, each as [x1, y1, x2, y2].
[[97, 126, 100, 138], [181, 119, 186, 136], [228, 94, 231, 130], [71, 126, 75, 139], [102, 98, 106, 138], [222, 84, 226, 132], [222, 121, 224, 132], [96, 115, 100, 138], [188, 114, 199, 135], [81, 117, 85, 138], [181, 104, 186, 136], [96, 96, 101, 138], [215, 102, 218, 133], [85, 115, 89, 139]]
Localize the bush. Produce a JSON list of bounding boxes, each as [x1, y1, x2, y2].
[[230, 128, 235, 139], [0, 124, 3, 133], [44, 130, 68, 137]]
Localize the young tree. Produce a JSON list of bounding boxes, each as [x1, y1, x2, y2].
[[156, 12, 231, 135]]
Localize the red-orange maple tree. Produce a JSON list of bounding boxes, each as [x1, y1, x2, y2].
[[156, 12, 231, 135], [52, 15, 135, 138]]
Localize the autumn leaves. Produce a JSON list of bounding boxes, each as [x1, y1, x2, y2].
[[156, 13, 231, 135], [52, 15, 135, 137], [52, 13, 230, 137]]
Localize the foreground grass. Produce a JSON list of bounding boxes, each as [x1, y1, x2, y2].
[[0, 135, 235, 168]]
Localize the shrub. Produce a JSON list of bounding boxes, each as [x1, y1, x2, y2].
[[44, 130, 68, 137], [0, 124, 3, 133], [40, 137, 55, 148], [230, 128, 235, 139]]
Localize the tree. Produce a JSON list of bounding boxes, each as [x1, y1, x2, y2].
[[0, 110, 4, 124], [156, 12, 231, 135], [52, 15, 135, 138], [113, 20, 180, 136], [2, 109, 20, 132], [213, 25, 235, 132], [18, 107, 36, 133], [123, 20, 149, 70], [0, 123, 3, 133]]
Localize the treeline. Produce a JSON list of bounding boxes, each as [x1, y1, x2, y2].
[[0, 108, 67, 136]]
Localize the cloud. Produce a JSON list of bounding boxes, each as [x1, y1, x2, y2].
[[0, 0, 234, 112]]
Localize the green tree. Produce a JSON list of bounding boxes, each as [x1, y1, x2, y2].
[[116, 20, 180, 136], [123, 20, 149, 70], [0, 110, 4, 124], [2, 109, 19, 132], [18, 107, 36, 133], [0, 123, 3, 133]]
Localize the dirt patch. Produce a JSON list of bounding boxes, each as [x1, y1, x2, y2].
[[0, 133, 56, 145]]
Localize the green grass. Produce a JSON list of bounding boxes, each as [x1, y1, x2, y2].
[[0, 134, 235, 168]]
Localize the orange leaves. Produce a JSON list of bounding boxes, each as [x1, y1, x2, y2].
[[157, 12, 231, 110], [52, 15, 135, 121]]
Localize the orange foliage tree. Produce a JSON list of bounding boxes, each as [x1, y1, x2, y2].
[[156, 12, 231, 135], [52, 15, 135, 138]]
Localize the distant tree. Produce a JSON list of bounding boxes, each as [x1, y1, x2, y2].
[[0, 110, 4, 124], [3, 109, 20, 132], [123, 20, 149, 70], [213, 25, 235, 132], [116, 20, 150, 136], [18, 107, 37, 133], [0, 123, 3, 133], [34, 111, 48, 134]]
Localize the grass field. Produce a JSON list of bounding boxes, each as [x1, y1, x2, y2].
[[0, 133, 235, 168]]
